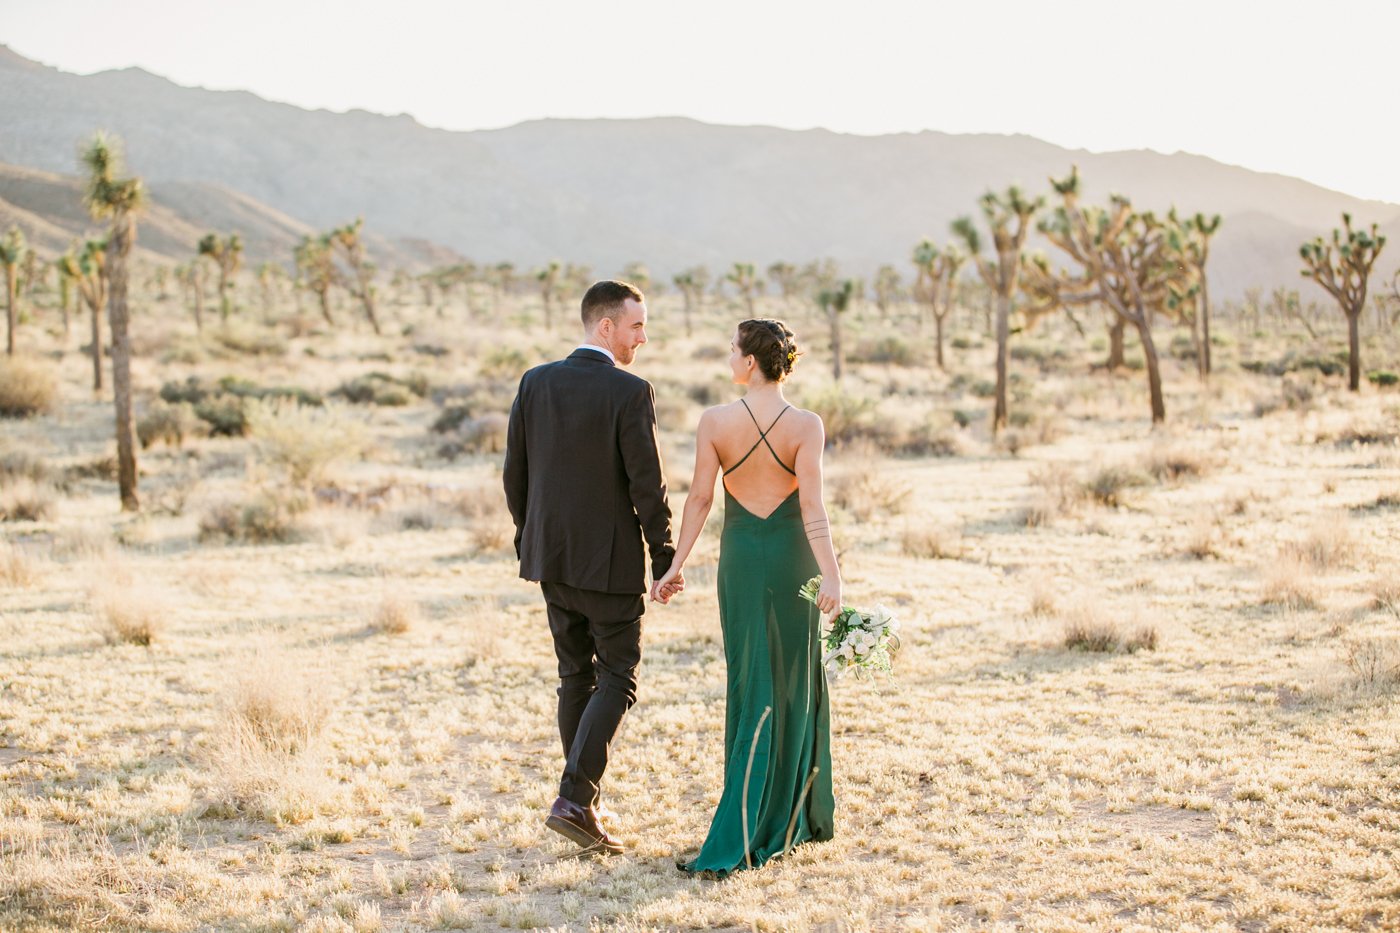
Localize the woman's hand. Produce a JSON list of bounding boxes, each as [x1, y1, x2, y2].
[[816, 576, 842, 620], [650, 562, 685, 603]]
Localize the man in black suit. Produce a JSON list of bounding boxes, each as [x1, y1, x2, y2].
[[503, 279, 679, 855]]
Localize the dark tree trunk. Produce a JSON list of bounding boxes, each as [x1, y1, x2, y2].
[[1347, 310, 1361, 392], [1136, 318, 1166, 424], [90, 298, 104, 391], [829, 307, 843, 382], [1108, 317, 1126, 370], [4, 268, 15, 355], [108, 215, 139, 511], [1200, 279, 1212, 376], [318, 288, 335, 326], [934, 312, 946, 370], [993, 292, 1010, 433]]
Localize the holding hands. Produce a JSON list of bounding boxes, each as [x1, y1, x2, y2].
[[650, 563, 685, 604]]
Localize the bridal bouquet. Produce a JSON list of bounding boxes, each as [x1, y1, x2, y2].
[[798, 576, 900, 681]]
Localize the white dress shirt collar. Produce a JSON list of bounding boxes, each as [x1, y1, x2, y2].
[[576, 343, 616, 364]]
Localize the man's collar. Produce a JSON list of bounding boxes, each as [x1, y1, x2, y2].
[[576, 343, 616, 364]]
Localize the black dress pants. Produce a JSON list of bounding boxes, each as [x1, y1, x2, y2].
[[540, 581, 644, 808]]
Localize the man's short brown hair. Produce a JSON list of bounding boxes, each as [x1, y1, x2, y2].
[[581, 280, 644, 328]]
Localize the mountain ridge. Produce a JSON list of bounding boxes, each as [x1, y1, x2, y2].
[[1, 45, 1395, 297]]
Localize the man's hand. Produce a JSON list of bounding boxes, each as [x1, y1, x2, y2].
[[650, 563, 685, 604]]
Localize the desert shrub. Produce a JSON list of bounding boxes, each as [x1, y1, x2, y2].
[[0, 479, 56, 522], [1023, 463, 1083, 527], [334, 371, 429, 407], [1372, 578, 1400, 617], [440, 413, 509, 458], [90, 580, 167, 646], [469, 520, 513, 555], [432, 402, 474, 434], [687, 379, 730, 407], [1167, 333, 1197, 361], [0, 450, 52, 485], [950, 335, 978, 350], [163, 376, 323, 437], [890, 420, 963, 458], [369, 592, 417, 635], [1143, 442, 1212, 482], [1366, 370, 1399, 388], [1342, 637, 1400, 687], [968, 379, 996, 399], [246, 400, 369, 489], [137, 399, 201, 449], [1183, 519, 1222, 560], [199, 490, 309, 544], [1241, 347, 1347, 378], [1061, 602, 1157, 653], [828, 470, 910, 519], [803, 387, 877, 446], [1284, 514, 1354, 570], [0, 543, 37, 588], [849, 336, 918, 367], [901, 524, 964, 560], [1084, 465, 1150, 507], [1260, 553, 1320, 610], [1027, 575, 1058, 617], [211, 322, 287, 357], [1333, 421, 1399, 447], [63, 455, 118, 485], [480, 348, 528, 382], [0, 357, 57, 417]]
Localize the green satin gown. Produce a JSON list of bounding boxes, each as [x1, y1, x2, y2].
[[681, 403, 835, 877]]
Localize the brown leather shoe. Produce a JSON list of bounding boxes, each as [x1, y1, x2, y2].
[[544, 796, 623, 855]]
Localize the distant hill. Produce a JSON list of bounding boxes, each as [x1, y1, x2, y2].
[[1, 44, 1396, 297]]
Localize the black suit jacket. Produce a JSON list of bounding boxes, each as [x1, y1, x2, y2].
[[503, 348, 675, 595]]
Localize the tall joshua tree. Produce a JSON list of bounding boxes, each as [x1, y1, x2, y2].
[[1164, 211, 1222, 379], [672, 266, 709, 337], [725, 262, 762, 316], [766, 262, 800, 306], [64, 239, 109, 389], [294, 234, 336, 326], [952, 186, 1043, 433], [912, 239, 966, 370], [198, 231, 243, 320], [872, 264, 901, 320], [1040, 167, 1187, 424], [330, 218, 380, 334], [55, 248, 78, 337], [535, 260, 561, 330], [816, 278, 855, 381], [1300, 213, 1387, 392], [0, 226, 31, 355], [81, 131, 145, 511]]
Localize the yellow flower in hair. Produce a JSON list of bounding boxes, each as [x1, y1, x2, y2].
[[787, 350, 797, 363]]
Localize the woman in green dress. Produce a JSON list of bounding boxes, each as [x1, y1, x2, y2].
[[653, 319, 842, 876]]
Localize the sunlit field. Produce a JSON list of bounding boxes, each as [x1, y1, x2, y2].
[[2, 279, 1399, 932]]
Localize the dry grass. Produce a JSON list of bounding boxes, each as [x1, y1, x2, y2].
[[0, 542, 37, 587], [1341, 637, 1400, 687], [827, 469, 911, 520], [1182, 517, 1222, 559], [3, 295, 1400, 930], [1284, 513, 1356, 569], [1060, 601, 1159, 654], [900, 523, 964, 560], [246, 398, 370, 489], [0, 356, 58, 417], [1142, 439, 1213, 482], [0, 477, 56, 522], [1023, 462, 1084, 527], [369, 590, 418, 634], [89, 578, 169, 646], [1083, 464, 1150, 507], [1260, 552, 1322, 610], [1372, 577, 1400, 617]]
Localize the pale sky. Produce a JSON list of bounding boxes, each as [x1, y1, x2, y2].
[[5, 0, 1398, 204]]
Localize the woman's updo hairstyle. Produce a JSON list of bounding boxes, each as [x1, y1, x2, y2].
[[737, 319, 801, 383]]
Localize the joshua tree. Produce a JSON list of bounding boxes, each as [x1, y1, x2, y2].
[[873, 264, 901, 320], [911, 239, 967, 370], [329, 218, 380, 334], [62, 239, 110, 390], [1040, 167, 1188, 424], [1300, 213, 1387, 391], [535, 261, 561, 330], [81, 131, 145, 511], [0, 227, 31, 355], [621, 261, 652, 293], [256, 261, 282, 316], [294, 234, 336, 326], [197, 232, 243, 320], [816, 278, 856, 381], [766, 262, 800, 306], [952, 185, 1044, 433], [672, 266, 710, 337], [55, 249, 78, 337], [725, 262, 762, 316], [1164, 211, 1222, 379]]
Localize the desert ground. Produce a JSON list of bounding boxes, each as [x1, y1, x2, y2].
[[1, 282, 1398, 932]]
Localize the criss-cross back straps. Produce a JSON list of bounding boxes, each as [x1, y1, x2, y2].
[[723, 399, 796, 477]]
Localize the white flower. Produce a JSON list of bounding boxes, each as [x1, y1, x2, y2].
[[841, 644, 855, 659]]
